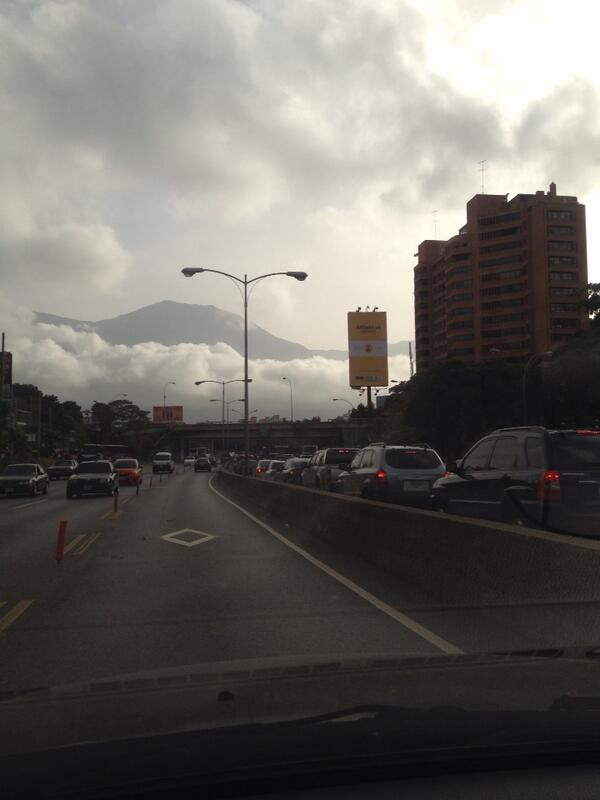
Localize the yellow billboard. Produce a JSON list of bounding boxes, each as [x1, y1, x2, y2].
[[347, 311, 388, 387]]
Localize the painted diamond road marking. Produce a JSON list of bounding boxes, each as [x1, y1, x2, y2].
[[161, 528, 215, 548]]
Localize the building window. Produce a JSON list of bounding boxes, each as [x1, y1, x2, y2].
[[547, 210, 574, 220], [479, 225, 521, 241], [447, 306, 474, 316], [547, 225, 576, 236], [548, 240, 576, 251], [480, 283, 525, 297], [478, 211, 521, 226], [448, 319, 474, 330], [549, 271, 577, 281], [447, 292, 473, 303], [550, 303, 578, 313], [480, 254, 522, 269], [480, 239, 524, 255], [481, 297, 525, 311], [481, 311, 526, 326], [481, 327, 528, 339], [549, 256, 576, 266], [551, 318, 579, 329], [447, 333, 474, 343], [448, 348, 475, 357], [447, 279, 473, 290], [481, 269, 525, 282], [550, 286, 578, 297], [446, 265, 472, 277]]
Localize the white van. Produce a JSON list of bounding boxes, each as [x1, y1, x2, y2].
[[152, 451, 175, 474]]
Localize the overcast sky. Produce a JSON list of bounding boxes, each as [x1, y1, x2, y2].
[[1, 0, 600, 416]]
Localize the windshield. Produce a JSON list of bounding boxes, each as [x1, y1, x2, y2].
[[385, 449, 442, 469], [74, 462, 111, 474], [4, 0, 600, 787], [2, 465, 35, 476], [324, 449, 358, 464]]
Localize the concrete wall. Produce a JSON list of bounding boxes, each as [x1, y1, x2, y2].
[[214, 470, 600, 606]]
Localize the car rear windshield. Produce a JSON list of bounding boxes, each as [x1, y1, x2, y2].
[[154, 454, 171, 461], [75, 462, 111, 474], [3, 465, 35, 476], [385, 449, 442, 469], [551, 433, 600, 470], [54, 460, 73, 467], [114, 460, 137, 468], [285, 459, 307, 468], [324, 449, 357, 464]]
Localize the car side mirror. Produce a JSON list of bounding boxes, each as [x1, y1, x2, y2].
[[446, 460, 460, 475]]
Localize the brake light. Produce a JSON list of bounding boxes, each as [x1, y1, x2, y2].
[[576, 430, 600, 436], [375, 469, 387, 484], [538, 470, 561, 502]]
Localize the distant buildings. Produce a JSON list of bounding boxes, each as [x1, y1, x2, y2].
[[414, 183, 589, 370]]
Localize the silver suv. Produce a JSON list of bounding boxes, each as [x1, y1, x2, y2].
[[337, 443, 445, 507], [302, 448, 359, 491]]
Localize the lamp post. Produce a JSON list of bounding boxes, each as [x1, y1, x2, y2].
[[282, 376, 294, 422], [197, 379, 249, 453], [183, 266, 307, 472], [332, 397, 355, 411], [163, 381, 175, 411], [523, 351, 553, 425]]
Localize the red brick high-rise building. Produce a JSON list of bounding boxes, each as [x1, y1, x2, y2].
[[414, 183, 589, 371]]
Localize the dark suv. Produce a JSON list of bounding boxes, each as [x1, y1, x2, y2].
[[431, 427, 600, 537]]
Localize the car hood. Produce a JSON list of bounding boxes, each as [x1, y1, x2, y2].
[[4, 648, 600, 758], [0, 474, 33, 481]]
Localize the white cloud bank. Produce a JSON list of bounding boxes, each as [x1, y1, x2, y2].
[[1, 300, 410, 420]]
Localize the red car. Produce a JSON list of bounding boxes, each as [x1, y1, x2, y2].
[[113, 458, 143, 486]]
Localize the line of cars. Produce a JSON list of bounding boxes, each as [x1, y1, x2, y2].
[[253, 427, 600, 538]]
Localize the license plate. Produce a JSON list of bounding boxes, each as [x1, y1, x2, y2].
[[403, 480, 430, 492]]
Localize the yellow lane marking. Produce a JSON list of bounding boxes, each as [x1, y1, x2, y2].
[[74, 532, 100, 555], [0, 600, 34, 634], [63, 534, 86, 555], [120, 496, 133, 507], [208, 476, 463, 656], [12, 499, 48, 510], [100, 508, 114, 520]]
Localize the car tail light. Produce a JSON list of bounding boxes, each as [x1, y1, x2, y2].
[[538, 470, 561, 502], [576, 430, 600, 436], [375, 469, 387, 485]]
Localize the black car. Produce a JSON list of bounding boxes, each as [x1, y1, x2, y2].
[[47, 458, 78, 480], [277, 457, 310, 485], [0, 463, 49, 497], [67, 460, 118, 498], [431, 426, 600, 536], [194, 457, 212, 472]]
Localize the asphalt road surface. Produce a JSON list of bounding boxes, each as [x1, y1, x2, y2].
[[1, 467, 599, 694]]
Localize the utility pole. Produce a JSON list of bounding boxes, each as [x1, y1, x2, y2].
[[0, 332, 5, 401], [408, 341, 414, 377]]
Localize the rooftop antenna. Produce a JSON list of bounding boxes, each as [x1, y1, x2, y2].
[[432, 210, 438, 239], [478, 160, 487, 194]]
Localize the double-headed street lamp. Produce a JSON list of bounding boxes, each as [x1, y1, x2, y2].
[[197, 378, 249, 453], [183, 266, 308, 472], [523, 351, 553, 425], [282, 376, 294, 422]]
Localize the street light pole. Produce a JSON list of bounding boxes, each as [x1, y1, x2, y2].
[[332, 397, 355, 411], [163, 381, 175, 411], [195, 379, 248, 455], [522, 351, 553, 425], [183, 266, 308, 473], [282, 376, 294, 422]]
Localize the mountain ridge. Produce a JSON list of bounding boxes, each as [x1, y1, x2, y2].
[[35, 301, 411, 361]]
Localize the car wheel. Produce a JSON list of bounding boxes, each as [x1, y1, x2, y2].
[[29, 485, 37, 497], [431, 496, 448, 513], [42, 483, 48, 495]]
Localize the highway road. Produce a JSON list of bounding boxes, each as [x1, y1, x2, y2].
[[1, 468, 600, 694]]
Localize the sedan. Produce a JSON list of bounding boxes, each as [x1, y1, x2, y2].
[[194, 457, 212, 472], [277, 458, 310, 485], [264, 460, 285, 480], [0, 464, 49, 497], [183, 456, 196, 468], [67, 461, 118, 498], [47, 459, 78, 481], [113, 458, 143, 486]]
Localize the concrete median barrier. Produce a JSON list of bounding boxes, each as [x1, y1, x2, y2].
[[214, 470, 600, 606]]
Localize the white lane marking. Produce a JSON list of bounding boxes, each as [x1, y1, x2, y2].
[[208, 477, 462, 655], [161, 528, 215, 548], [11, 498, 49, 510]]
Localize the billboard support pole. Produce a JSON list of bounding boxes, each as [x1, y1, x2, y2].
[[366, 386, 373, 412]]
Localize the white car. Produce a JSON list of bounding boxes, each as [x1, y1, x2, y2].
[[152, 452, 175, 474], [183, 456, 196, 467]]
